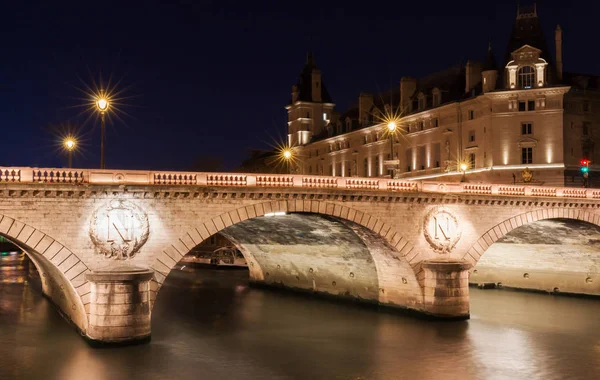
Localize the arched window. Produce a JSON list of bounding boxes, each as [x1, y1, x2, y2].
[[518, 66, 535, 89]]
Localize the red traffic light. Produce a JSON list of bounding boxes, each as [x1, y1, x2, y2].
[[580, 159, 589, 166]]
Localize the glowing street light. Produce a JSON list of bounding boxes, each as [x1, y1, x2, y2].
[[386, 120, 400, 178], [64, 137, 77, 168], [460, 162, 468, 182], [282, 148, 293, 173], [96, 95, 110, 169]]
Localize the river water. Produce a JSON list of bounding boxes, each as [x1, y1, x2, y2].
[[1, 253, 599, 380]]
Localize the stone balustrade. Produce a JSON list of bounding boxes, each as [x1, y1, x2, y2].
[[0, 166, 598, 199]]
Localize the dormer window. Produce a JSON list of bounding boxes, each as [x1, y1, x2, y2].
[[432, 88, 440, 107], [518, 66, 535, 89]]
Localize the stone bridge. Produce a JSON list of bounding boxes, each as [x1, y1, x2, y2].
[[1, 166, 599, 344]]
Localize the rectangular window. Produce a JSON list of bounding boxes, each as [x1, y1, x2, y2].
[[406, 148, 412, 172], [518, 101, 526, 112], [468, 130, 475, 142], [315, 149, 319, 157], [337, 163, 342, 177], [583, 101, 590, 112], [469, 153, 476, 169], [364, 135, 368, 144], [329, 165, 333, 176], [583, 122, 590, 136], [307, 112, 311, 118], [418, 146, 426, 170], [521, 123, 532, 135], [364, 158, 369, 177], [468, 110, 474, 120], [433, 143, 441, 168], [308, 166, 312, 174], [433, 118, 439, 128], [521, 147, 533, 164], [374, 156, 380, 176], [528, 100, 535, 111], [419, 121, 424, 131], [419, 98, 425, 110], [433, 93, 440, 107]]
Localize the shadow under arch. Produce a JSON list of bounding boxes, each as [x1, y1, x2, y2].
[[151, 201, 423, 312], [465, 208, 600, 295], [0, 214, 89, 333]]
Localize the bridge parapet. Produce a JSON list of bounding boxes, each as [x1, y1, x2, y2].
[[1, 166, 599, 200]]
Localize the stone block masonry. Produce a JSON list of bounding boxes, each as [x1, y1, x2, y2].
[[0, 167, 599, 343]]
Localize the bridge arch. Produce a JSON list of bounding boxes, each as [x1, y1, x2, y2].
[[462, 208, 600, 266], [0, 214, 89, 333], [151, 200, 422, 310]]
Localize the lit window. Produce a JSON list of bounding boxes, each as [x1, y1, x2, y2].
[[518, 66, 535, 89], [521, 123, 532, 135], [521, 147, 533, 164], [323, 113, 327, 120]]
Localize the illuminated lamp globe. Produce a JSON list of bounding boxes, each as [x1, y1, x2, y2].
[[96, 97, 109, 112], [460, 163, 468, 172], [387, 121, 397, 132], [283, 149, 292, 160], [64, 138, 76, 151]]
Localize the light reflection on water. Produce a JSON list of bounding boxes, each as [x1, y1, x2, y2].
[[0, 264, 599, 380]]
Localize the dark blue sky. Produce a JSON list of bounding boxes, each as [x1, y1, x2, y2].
[[1, 1, 598, 171]]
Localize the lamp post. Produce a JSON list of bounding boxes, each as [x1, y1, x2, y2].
[[387, 121, 397, 178], [96, 96, 109, 169], [282, 148, 292, 174], [460, 163, 468, 182], [64, 137, 76, 168]]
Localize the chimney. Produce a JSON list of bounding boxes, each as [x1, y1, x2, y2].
[[555, 25, 563, 81], [400, 77, 416, 111], [359, 93, 374, 127], [465, 61, 482, 93]]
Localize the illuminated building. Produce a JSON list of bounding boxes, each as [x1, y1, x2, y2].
[[287, 4, 600, 186]]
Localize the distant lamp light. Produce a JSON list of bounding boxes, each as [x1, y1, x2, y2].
[[460, 163, 468, 172], [283, 149, 292, 160], [387, 121, 397, 132], [64, 138, 76, 151], [96, 97, 109, 112]]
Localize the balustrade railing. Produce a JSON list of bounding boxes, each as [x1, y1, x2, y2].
[[0, 169, 21, 182], [0, 166, 598, 200], [33, 169, 85, 184], [154, 173, 197, 185]]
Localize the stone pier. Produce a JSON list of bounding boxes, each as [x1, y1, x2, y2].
[[85, 267, 154, 345], [421, 259, 472, 319]]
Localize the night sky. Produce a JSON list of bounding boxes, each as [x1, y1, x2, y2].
[[2, 1, 598, 171]]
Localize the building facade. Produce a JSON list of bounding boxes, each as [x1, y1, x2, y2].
[[287, 5, 600, 187]]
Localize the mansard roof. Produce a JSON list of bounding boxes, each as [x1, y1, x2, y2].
[[504, 8, 552, 65], [294, 53, 334, 104]]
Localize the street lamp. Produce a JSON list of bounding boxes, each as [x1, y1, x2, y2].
[[387, 121, 398, 178], [64, 137, 76, 168], [282, 148, 293, 174], [460, 162, 468, 182], [96, 96, 109, 169]]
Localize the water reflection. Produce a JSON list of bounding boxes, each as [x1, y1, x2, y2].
[[1, 264, 599, 379]]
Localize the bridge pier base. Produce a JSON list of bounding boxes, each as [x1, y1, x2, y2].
[[85, 267, 154, 345], [421, 259, 472, 320]]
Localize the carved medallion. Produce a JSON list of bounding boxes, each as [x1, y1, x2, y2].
[[89, 200, 149, 260], [521, 167, 533, 183], [423, 207, 461, 254]]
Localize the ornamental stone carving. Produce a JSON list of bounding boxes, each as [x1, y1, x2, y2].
[[423, 207, 461, 254], [89, 200, 149, 260]]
